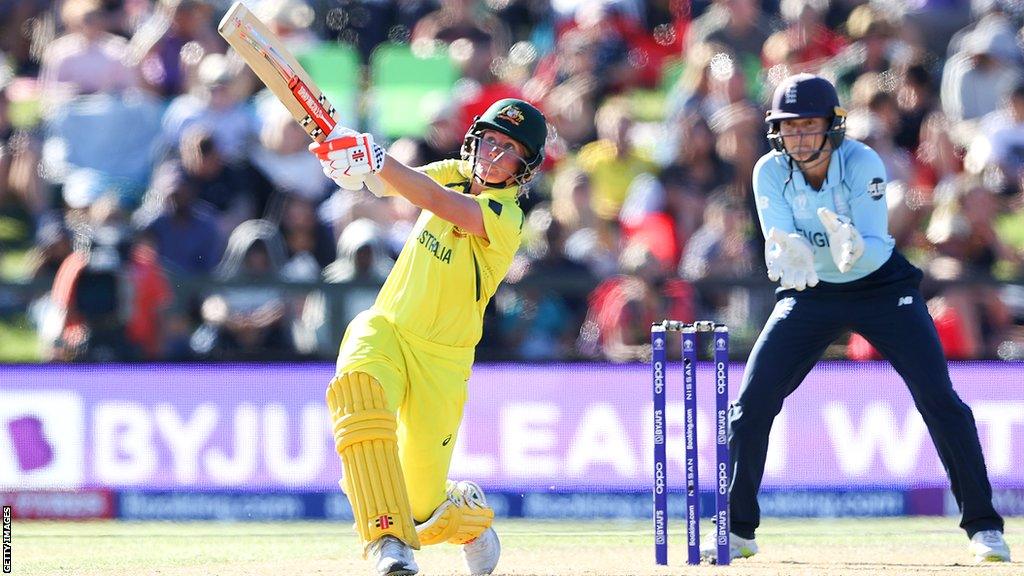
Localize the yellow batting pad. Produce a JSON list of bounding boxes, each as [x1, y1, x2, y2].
[[327, 372, 420, 549], [417, 480, 495, 546]]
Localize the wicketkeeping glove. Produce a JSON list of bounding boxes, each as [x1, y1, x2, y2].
[[765, 228, 819, 291], [309, 126, 387, 197], [817, 207, 864, 273]]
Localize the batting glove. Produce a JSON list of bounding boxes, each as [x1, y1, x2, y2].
[[765, 228, 819, 291], [310, 127, 387, 197], [817, 207, 864, 273]]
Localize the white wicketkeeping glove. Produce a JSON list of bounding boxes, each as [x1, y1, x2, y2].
[[765, 228, 819, 291], [817, 207, 864, 273], [309, 126, 387, 197]]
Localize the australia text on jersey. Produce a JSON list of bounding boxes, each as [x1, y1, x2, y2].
[[418, 229, 453, 263]]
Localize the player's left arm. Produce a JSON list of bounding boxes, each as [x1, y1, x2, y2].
[[844, 148, 892, 270]]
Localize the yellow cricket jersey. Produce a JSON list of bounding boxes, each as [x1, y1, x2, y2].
[[373, 159, 523, 348]]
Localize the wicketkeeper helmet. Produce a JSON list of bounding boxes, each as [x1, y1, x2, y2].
[[765, 73, 847, 157]]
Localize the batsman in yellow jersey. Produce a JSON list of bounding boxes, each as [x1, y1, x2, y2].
[[310, 98, 548, 576]]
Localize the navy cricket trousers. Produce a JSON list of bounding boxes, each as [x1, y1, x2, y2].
[[729, 252, 1004, 539]]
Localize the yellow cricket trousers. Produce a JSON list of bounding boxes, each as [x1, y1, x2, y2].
[[336, 308, 474, 522]]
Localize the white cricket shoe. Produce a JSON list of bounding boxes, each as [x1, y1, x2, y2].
[[369, 535, 419, 576], [463, 526, 501, 575], [700, 532, 758, 563], [970, 530, 1011, 563]]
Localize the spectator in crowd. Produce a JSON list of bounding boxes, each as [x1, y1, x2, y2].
[[388, 102, 465, 167], [688, 0, 771, 73], [24, 216, 72, 285], [190, 219, 298, 359], [500, 206, 596, 360], [323, 217, 393, 284], [659, 112, 735, 246], [679, 190, 758, 324], [576, 98, 656, 221], [137, 0, 221, 98], [413, 0, 512, 54], [846, 103, 913, 185], [891, 62, 935, 153], [161, 52, 255, 164], [577, 241, 693, 361], [275, 193, 336, 281], [970, 82, 1024, 195], [451, 33, 524, 132], [548, 165, 597, 238], [925, 177, 1020, 356], [762, 0, 846, 72], [523, 28, 602, 146], [831, 4, 896, 94], [250, 95, 329, 203], [0, 86, 46, 219], [940, 17, 1021, 124], [39, 0, 137, 104], [259, 0, 320, 54], [910, 111, 961, 209], [680, 190, 755, 281], [664, 41, 724, 124], [45, 200, 170, 361], [0, 0, 50, 77], [291, 216, 394, 357], [178, 124, 269, 236], [135, 161, 223, 275]]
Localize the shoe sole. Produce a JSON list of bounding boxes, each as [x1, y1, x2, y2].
[[384, 568, 418, 576]]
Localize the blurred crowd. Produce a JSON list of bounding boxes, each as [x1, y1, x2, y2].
[[2, 0, 1024, 362]]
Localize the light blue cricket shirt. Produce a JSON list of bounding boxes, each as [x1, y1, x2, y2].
[[752, 139, 896, 284]]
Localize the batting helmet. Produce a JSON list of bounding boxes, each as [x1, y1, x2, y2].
[[765, 73, 847, 157], [462, 98, 547, 186]]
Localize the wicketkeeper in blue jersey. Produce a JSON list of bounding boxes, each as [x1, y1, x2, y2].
[[704, 73, 1010, 564]]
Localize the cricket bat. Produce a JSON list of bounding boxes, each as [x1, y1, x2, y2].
[[217, 2, 337, 142]]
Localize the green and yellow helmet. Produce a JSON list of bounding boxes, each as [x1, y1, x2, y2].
[[462, 98, 547, 186]]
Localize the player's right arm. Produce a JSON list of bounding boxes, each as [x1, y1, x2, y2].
[[752, 154, 797, 237], [376, 154, 488, 239], [753, 154, 818, 290]]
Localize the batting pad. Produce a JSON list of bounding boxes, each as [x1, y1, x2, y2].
[[417, 480, 495, 546], [327, 372, 420, 550]]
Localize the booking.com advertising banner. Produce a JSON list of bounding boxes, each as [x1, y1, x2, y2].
[[2, 362, 1022, 519]]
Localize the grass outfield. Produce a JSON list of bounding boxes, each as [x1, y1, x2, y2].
[[10, 517, 1019, 575]]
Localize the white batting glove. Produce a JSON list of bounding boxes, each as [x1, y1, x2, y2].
[[765, 228, 819, 291], [309, 127, 387, 197], [817, 207, 864, 273]]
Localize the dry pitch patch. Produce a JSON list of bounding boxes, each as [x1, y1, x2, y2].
[[11, 517, 1020, 575]]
